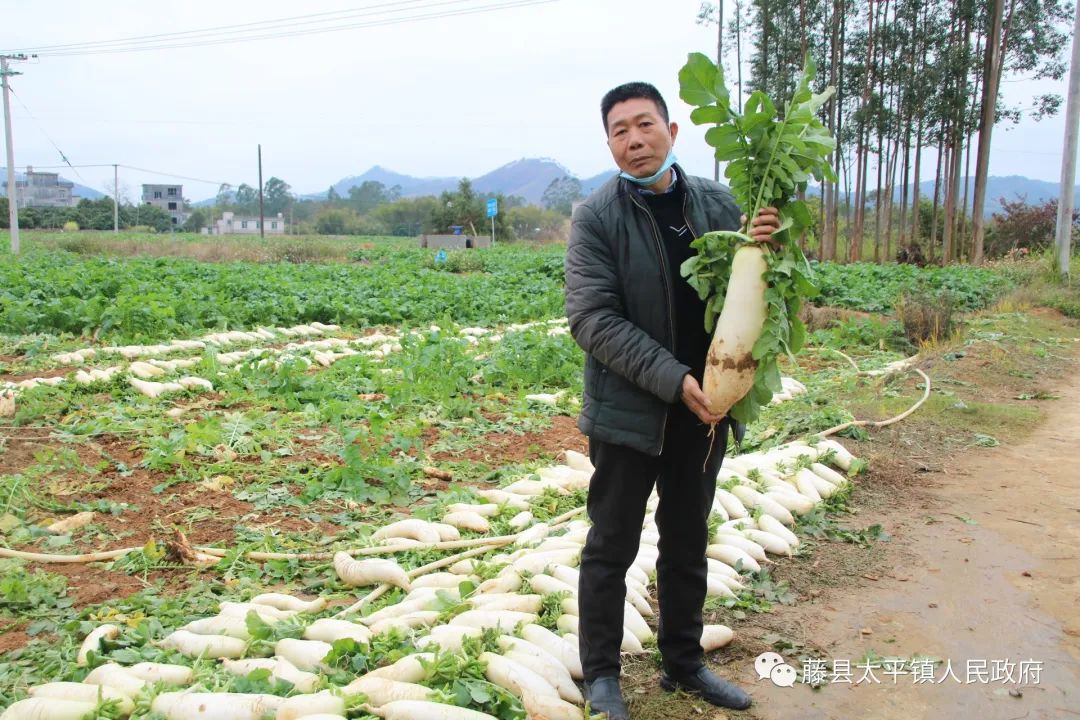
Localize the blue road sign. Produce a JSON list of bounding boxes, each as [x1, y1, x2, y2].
[[486, 198, 498, 218]]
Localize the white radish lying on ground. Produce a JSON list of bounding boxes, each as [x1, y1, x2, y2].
[[26, 683, 134, 715], [0, 698, 99, 720], [76, 624, 120, 666], [303, 618, 373, 644], [249, 592, 327, 613], [151, 692, 283, 720], [125, 662, 193, 686], [158, 630, 247, 659], [369, 700, 499, 720], [334, 553, 411, 590], [701, 624, 735, 652], [372, 519, 442, 544], [273, 638, 333, 672]]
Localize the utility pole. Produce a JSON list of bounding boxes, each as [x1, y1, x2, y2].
[[257, 144, 265, 239], [1, 55, 27, 254], [1055, 0, 1080, 280], [113, 164, 119, 233]]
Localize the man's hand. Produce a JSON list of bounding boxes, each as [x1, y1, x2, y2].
[[740, 206, 782, 250], [681, 374, 724, 425]]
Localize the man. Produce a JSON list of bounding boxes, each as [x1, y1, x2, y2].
[[564, 81, 780, 719]]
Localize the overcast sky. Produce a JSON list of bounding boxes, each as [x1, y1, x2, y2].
[[1, 0, 1074, 202]]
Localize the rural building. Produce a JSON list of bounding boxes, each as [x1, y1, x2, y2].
[[141, 183, 188, 226], [2, 166, 77, 208], [206, 211, 286, 235]]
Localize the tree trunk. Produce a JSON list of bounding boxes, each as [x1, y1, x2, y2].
[[930, 136, 945, 264], [971, 0, 1006, 264], [911, 115, 924, 248], [822, 0, 843, 261], [850, 0, 877, 262]]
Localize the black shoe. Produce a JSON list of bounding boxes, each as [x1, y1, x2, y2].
[[660, 665, 752, 710], [584, 676, 630, 720]]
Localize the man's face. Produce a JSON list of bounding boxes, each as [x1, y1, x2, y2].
[[605, 97, 679, 178]]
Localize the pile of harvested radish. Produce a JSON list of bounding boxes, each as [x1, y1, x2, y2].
[[0, 438, 860, 720]]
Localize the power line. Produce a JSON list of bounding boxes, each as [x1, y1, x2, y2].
[[6, 85, 88, 186], [5, 0, 556, 57], [10, 163, 232, 186], [3, 0, 443, 53]]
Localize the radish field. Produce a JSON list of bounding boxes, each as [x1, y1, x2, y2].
[[1, 237, 1076, 720]]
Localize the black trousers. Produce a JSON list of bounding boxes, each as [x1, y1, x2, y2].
[[578, 404, 729, 681]]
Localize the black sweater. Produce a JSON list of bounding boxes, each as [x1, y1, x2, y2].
[[641, 181, 712, 384]]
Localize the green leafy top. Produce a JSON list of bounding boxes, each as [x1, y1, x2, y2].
[[678, 52, 836, 424]]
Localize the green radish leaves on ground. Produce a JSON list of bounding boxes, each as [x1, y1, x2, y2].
[[678, 51, 837, 424]]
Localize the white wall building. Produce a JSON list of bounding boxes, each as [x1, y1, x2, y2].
[[207, 211, 286, 235]]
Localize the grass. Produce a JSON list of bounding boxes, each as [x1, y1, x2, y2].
[[0, 230, 416, 263]]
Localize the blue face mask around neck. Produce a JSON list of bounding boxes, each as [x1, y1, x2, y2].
[[620, 150, 677, 186]]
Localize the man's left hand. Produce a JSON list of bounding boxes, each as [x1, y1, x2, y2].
[[740, 207, 782, 250]]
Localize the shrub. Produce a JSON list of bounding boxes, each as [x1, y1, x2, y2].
[[895, 286, 955, 344], [62, 220, 79, 232]]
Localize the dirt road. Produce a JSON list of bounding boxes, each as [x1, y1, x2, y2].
[[732, 364, 1080, 718]]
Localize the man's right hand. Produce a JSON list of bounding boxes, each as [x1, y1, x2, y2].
[[681, 374, 724, 425]]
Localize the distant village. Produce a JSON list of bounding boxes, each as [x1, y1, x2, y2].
[[3, 166, 286, 235]]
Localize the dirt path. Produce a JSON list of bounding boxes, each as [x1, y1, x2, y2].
[[732, 366, 1080, 718]]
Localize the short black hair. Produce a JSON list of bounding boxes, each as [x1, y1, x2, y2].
[[601, 82, 670, 134]]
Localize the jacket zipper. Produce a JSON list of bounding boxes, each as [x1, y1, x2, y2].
[[628, 187, 675, 455]]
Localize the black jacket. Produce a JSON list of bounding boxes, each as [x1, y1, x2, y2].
[[564, 165, 742, 456]]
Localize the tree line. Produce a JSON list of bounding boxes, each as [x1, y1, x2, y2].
[[205, 174, 583, 242], [698, 0, 1073, 263]]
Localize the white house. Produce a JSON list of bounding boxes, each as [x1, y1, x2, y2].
[[207, 211, 286, 235]]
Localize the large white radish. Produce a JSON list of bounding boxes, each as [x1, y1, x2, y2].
[[449, 610, 537, 633], [712, 531, 769, 561], [701, 245, 768, 415], [342, 677, 433, 705], [480, 652, 561, 699], [158, 630, 246, 659], [151, 692, 282, 720], [76, 624, 120, 666], [334, 553, 411, 590], [27, 683, 133, 715], [274, 638, 332, 672], [700, 624, 735, 652], [126, 663, 193, 686], [505, 650, 584, 704], [0, 699, 98, 720], [277, 690, 345, 720], [304, 618, 372, 644], [371, 700, 498, 720], [811, 462, 848, 486], [706, 544, 762, 573], [365, 653, 436, 683], [372, 518, 442, 544], [179, 616, 251, 640], [714, 488, 750, 519], [758, 514, 800, 547], [249, 592, 327, 613], [522, 624, 583, 680]]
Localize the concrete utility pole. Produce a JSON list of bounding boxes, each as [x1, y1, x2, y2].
[[257, 144, 265, 239], [1055, 0, 1080, 280], [113, 164, 119, 233], [1, 55, 26, 254]]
